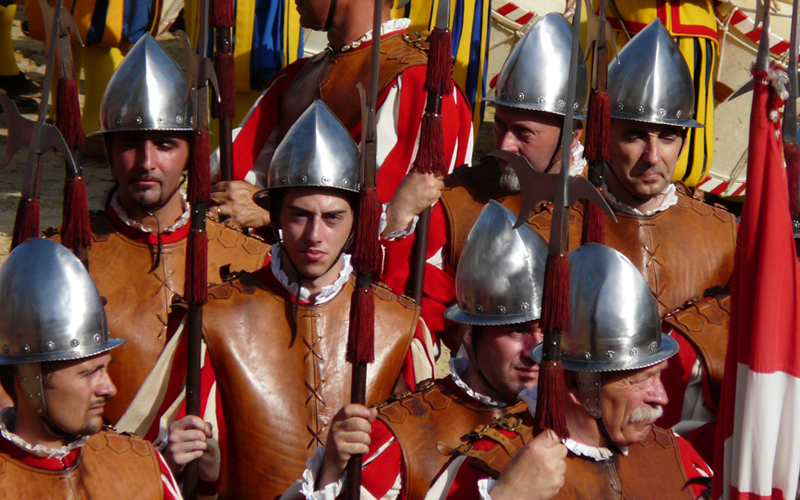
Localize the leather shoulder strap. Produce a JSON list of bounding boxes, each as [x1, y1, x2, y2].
[[460, 413, 533, 478]]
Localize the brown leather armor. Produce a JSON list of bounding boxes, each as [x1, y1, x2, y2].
[[280, 31, 428, 138], [51, 212, 270, 425], [0, 430, 164, 499], [664, 293, 731, 406], [202, 272, 419, 500], [466, 419, 695, 499], [527, 189, 736, 316], [375, 378, 526, 500]]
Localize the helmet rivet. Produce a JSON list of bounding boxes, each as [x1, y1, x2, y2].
[[321, 176, 332, 185], [582, 351, 591, 360], [190, 117, 194, 126], [515, 92, 525, 101], [45, 341, 55, 351], [657, 108, 666, 117], [676, 110, 682, 118], [635, 105, 645, 115], [561, 348, 570, 357], [616, 102, 624, 111], [520, 302, 529, 311], [556, 99, 565, 109], [134, 116, 143, 125], [536, 96, 545, 105], [70, 339, 80, 348], [573, 102, 579, 110], [22, 344, 31, 353], [280, 177, 289, 186], [176, 115, 184, 124], [115, 118, 123, 126], [649, 341, 657, 353], [300, 175, 308, 184], [496, 305, 506, 314], [501, 91, 508, 99], [157, 115, 166, 124], [342, 179, 349, 186], [606, 350, 614, 360], [93, 333, 102, 343], [689, 110, 695, 118], [630, 347, 639, 357], [476, 305, 484, 313], [2, 344, 8, 354]]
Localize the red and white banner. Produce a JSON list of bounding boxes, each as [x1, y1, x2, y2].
[[712, 69, 800, 500]]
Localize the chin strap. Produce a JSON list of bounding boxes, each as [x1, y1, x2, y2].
[[575, 371, 603, 418], [15, 363, 75, 440], [323, 0, 338, 31]]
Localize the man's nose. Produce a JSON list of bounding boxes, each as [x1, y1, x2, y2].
[[645, 375, 668, 407], [642, 136, 661, 165], [97, 370, 117, 399], [498, 130, 520, 153]]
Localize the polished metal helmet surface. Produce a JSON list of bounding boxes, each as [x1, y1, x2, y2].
[[260, 101, 361, 202], [0, 239, 124, 365], [445, 200, 548, 325], [485, 12, 589, 120], [532, 243, 677, 372], [92, 34, 193, 136], [607, 19, 702, 128]]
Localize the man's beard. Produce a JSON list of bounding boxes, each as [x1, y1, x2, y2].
[[499, 164, 521, 193], [629, 405, 664, 423]]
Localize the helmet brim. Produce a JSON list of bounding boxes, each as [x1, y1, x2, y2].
[[530, 334, 679, 372]]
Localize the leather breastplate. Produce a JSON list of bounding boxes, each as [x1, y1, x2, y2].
[[51, 213, 270, 425], [0, 431, 163, 500], [467, 424, 694, 500], [376, 378, 526, 500], [280, 31, 428, 137], [203, 274, 419, 500], [663, 292, 730, 406], [527, 191, 736, 316]]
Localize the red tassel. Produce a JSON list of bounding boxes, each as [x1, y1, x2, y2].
[[424, 28, 453, 96], [185, 228, 209, 304], [534, 360, 570, 438], [540, 253, 570, 333], [347, 285, 375, 364], [581, 199, 606, 245], [11, 198, 40, 248], [210, 0, 235, 28], [212, 52, 236, 119], [56, 77, 86, 150], [189, 131, 211, 204], [411, 113, 445, 176], [584, 90, 611, 164], [62, 176, 92, 252], [785, 142, 799, 217], [353, 187, 382, 277]]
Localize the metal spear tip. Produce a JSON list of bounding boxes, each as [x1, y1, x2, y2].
[[486, 150, 558, 228]]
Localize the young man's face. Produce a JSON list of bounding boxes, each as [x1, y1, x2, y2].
[[608, 120, 684, 203], [109, 130, 190, 218], [466, 320, 544, 403], [599, 362, 668, 447], [43, 353, 117, 436], [279, 187, 354, 287]]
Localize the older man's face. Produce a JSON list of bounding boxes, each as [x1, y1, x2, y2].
[[599, 361, 669, 447]]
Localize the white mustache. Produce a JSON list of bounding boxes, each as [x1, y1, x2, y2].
[[629, 405, 663, 423]]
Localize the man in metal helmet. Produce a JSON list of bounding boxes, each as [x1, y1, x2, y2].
[[165, 101, 434, 500], [527, 19, 735, 462], [432, 244, 712, 500], [279, 200, 566, 500], [0, 238, 183, 499], [49, 34, 269, 431]]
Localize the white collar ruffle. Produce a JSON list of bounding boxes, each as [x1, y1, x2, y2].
[[270, 245, 353, 305], [449, 358, 507, 408], [604, 182, 678, 216], [338, 18, 412, 51], [110, 190, 190, 234], [0, 408, 88, 460], [563, 437, 628, 461]]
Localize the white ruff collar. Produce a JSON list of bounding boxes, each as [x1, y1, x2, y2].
[[0, 408, 88, 460], [604, 182, 678, 216], [110, 190, 191, 234], [563, 438, 628, 461], [270, 245, 353, 305], [449, 358, 508, 407]]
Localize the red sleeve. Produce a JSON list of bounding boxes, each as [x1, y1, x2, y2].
[[443, 458, 489, 500], [657, 325, 699, 428], [156, 450, 185, 500], [359, 419, 405, 500], [676, 434, 713, 499], [399, 320, 435, 388]]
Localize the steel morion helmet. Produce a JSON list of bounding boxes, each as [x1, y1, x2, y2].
[[90, 34, 193, 136], [607, 19, 702, 128], [532, 243, 678, 417], [445, 200, 549, 325], [0, 239, 124, 417], [485, 12, 589, 120]]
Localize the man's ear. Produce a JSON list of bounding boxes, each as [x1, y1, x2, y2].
[[460, 325, 481, 371], [571, 121, 584, 151], [564, 371, 583, 405]]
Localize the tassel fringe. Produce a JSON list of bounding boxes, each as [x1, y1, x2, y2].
[[62, 176, 92, 252], [11, 198, 40, 248], [56, 77, 86, 150], [534, 360, 570, 438], [584, 90, 611, 164], [424, 28, 453, 96], [784, 142, 799, 217], [189, 132, 211, 204], [347, 285, 375, 364], [581, 199, 606, 245], [411, 113, 445, 176], [353, 187, 382, 276], [540, 253, 570, 333], [185, 228, 209, 304], [210, 0, 235, 28]]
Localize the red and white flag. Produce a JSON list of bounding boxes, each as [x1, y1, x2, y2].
[[712, 68, 800, 500]]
